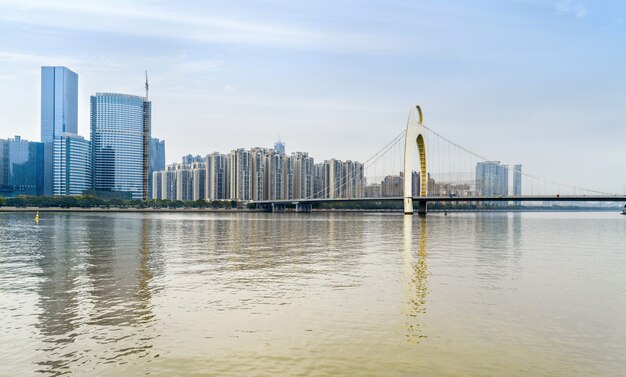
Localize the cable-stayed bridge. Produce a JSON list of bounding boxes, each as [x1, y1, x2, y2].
[[251, 105, 626, 214]]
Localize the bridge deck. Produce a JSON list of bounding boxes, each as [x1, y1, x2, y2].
[[251, 195, 626, 205]]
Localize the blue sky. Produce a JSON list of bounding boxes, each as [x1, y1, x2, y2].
[[0, 0, 625, 192]]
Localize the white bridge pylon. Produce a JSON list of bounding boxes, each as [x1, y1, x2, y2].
[[403, 105, 428, 215]]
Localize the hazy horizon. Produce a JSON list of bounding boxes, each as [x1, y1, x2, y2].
[[0, 0, 625, 193]]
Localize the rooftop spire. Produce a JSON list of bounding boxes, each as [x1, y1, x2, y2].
[[145, 70, 149, 100]]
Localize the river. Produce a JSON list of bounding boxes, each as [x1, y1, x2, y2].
[[0, 212, 624, 376]]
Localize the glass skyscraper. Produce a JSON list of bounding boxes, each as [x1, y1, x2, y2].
[[148, 138, 166, 198], [91, 93, 151, 200], [53, 133, 92, 196], [0, 136, 45, 197], [41, 66, 78, 196], [41, 67, 78, 143]]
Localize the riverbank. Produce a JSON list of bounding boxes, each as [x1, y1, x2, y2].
[[0, 206, 621, 213]]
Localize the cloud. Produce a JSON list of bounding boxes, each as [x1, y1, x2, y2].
[[556, 0, 587, 18], [0, 0, 408, 55]]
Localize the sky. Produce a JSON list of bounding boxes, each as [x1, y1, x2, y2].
[[0, 0, 625, 193]]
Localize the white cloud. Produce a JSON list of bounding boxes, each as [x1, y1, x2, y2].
[[0, 0, 407, 54], [556, 0, 587, 19]]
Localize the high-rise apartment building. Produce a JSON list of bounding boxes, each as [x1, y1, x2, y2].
[[251, 148, 268, 201], [228, 148, 251, 201], [191, 161, 206, 201], [152, 148, 366, 203], [205, 152, 229, 200], [292, 152, 314, 199], [53, 133, 91, 196], [91, 93, 151, 200]]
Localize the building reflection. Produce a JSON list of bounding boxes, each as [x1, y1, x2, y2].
[[403, 216, 429, 343], [473, 213, 524, 279], [35, 215, 84, 374], [35, 214, 159, 375]]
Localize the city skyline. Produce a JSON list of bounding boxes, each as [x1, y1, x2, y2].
[[0, 0, 625, 193]]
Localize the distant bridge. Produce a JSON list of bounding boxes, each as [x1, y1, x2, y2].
[[251, 195, 626, 213], [254, 104, 625, 215]]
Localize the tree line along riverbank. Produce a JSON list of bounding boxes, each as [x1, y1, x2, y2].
[[0, 195, 620, 212]]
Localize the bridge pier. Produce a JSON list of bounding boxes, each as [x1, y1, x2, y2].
[[296, 203, 313, 213], [295, 203, 312, 213], [417, 200, 428, 216], [404, 197, 428, 216], [404, 197, 413, 215], [272, 203, 286, 212]]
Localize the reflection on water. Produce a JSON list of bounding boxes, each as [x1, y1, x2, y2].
[[403, 216, 429, 343], [32, 216, 159, 375], [0, 211, 625, 376]]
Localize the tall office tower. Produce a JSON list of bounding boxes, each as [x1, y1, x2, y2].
[[0, 136, 45, 197], [41, 66, 78, 196], [476, 161, 509, 206], [149, 138, 166, 198], [41, 67, 78, 143], [513, 164, 522, 206], [53, 133, 91, 196], [206, 152, 228, 200], [274, 140, 285, 154], [292, 152, 314, 199], [228, 148, 251, 201], [91, 93, 151, 200]]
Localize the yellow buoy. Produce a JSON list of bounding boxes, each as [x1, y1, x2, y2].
[[35, 211, 39, 223]]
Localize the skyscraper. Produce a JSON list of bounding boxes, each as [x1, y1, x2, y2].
[[0, 136, 45, 197], [41, 67, 78, 143], [41, 66, 78, 196], [53, 133, 92, 196], [91, 93, 151, 200], [149, 138, 166, 198], [476, 161, 509, 206], [274, 139, 285, 154], [513, 164, 522, 206]]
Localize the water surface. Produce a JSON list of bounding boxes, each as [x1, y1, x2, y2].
[[0, 212, 625, 376]]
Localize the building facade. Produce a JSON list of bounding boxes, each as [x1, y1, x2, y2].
[[41, 67, 78, 143], [151, 148, 366, 203], [53, 133, 92, 196], [91, 93, 150, 200], [0, 136, 45, 197], [41, 66, 79, 196], [476, 161, 509, 205]]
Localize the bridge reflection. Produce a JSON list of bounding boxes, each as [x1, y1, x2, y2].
[[403, 216, 429, 343]]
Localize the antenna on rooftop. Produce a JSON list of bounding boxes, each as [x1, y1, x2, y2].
[[145, 70, 149, 100]]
